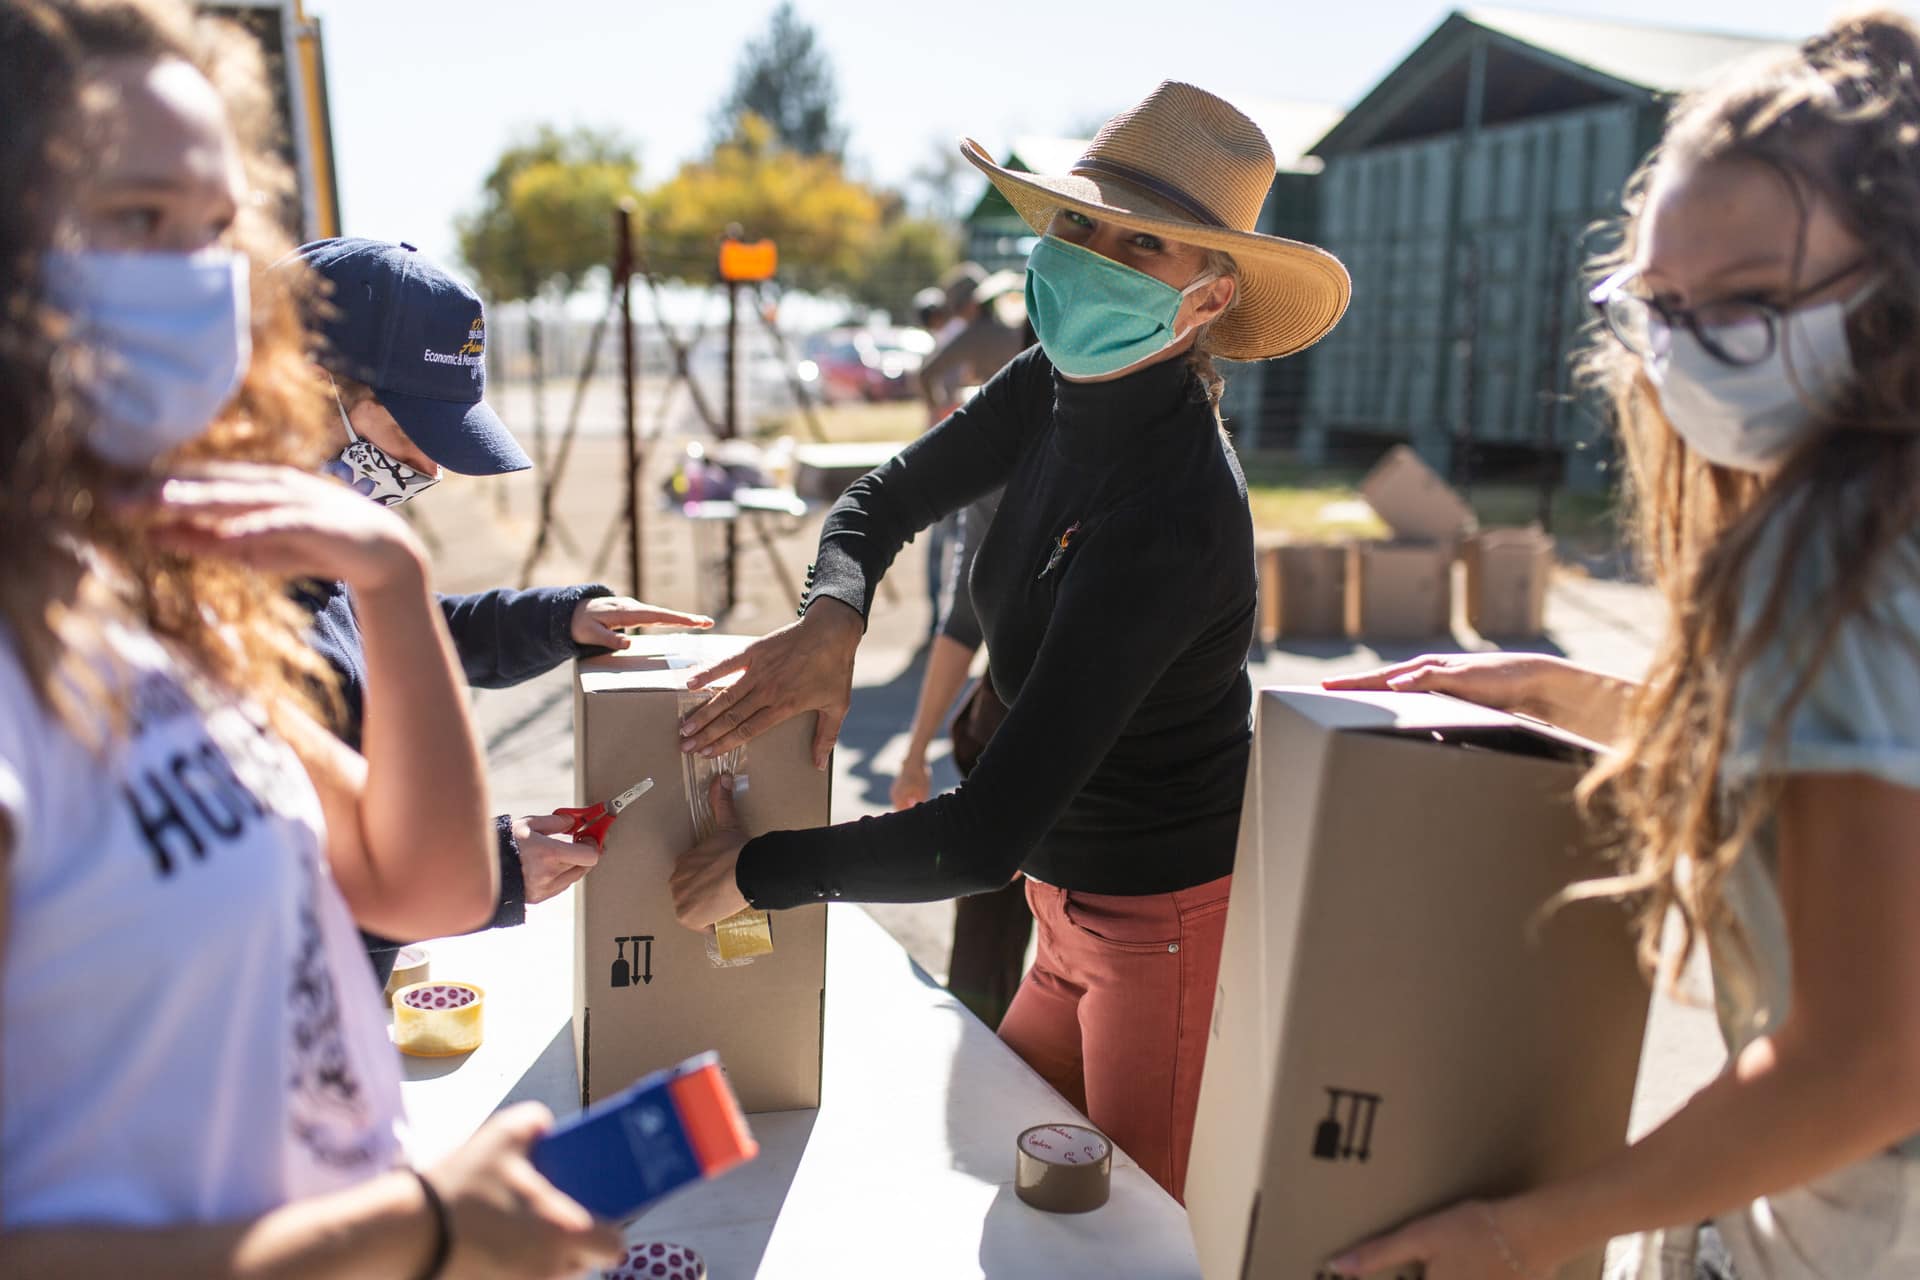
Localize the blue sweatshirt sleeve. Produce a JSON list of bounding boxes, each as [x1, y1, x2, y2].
[[438, 583, 616, 689]]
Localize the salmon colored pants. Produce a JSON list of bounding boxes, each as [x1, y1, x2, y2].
[[996, 873, 1232, 1202]]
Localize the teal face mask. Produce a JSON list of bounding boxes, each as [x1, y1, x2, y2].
[[1024, 234, 1214, 379]]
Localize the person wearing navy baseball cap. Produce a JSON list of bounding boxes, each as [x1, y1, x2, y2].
[[282, 238, 711, 985], [296, 236, 529, 502]]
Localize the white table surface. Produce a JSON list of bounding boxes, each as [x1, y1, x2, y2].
[[400, 898, 1202, 1279]]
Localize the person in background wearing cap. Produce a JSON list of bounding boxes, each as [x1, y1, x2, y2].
[[913, 284, 951, 339], [918, 262, 1026, 417], [670, 82, 1349, 1201], [289, 237, 710, 986]]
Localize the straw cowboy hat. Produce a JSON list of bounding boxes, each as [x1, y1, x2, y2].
[[962, 81, 1350, 360]]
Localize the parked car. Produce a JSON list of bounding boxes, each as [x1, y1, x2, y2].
[[796, 327, 933, 403]]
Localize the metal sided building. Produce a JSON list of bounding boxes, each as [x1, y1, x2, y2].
[[1298, 8, 1788, 486], [1217, 100, 1344, 449], [963, 137, 1092, 274]]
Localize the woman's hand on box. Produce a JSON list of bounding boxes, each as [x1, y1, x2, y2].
[[1323, 653, 1634, 745], [1323, 653, 1563, 718], [680, 597, 863, 768], [569, 595, 713, 651], [670, 775, 751, 929], [1326, 1197, 1570, 1280]]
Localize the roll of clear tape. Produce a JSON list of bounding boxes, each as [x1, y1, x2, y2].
[[678, 692, 771, 968], [1015, 1123, 1112, 1213], [392, 981, 485, 1057]]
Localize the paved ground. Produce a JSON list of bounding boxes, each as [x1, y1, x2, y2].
[[418, 430, 1722, 1147]]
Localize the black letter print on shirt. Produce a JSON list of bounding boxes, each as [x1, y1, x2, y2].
[[123, 739, 270, 877]]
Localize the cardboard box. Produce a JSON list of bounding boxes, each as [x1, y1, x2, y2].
[[1359, 444, 1477, 543], [1260, 542, 1350, 642], [1345, 446, 1476, 641], [1466, 528, 1556, 639], [1188, 689, 1650, 1280], [1346, 541, 1454, 639], [573, 636, 829, 1113]]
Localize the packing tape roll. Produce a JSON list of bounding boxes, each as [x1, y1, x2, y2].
[[603, 1240, 706, 1280], [1015, 1123, 1112, 1213], [392, 982, 484, 1058], [383, 946, 431, 1007], [713, 908, 774, 962]]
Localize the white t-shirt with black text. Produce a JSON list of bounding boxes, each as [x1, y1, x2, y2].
[[0, 620, 402, 1227]]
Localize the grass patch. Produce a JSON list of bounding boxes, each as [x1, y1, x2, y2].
[[756, 400, 926, 445], [1240, 453, 1622, 551]]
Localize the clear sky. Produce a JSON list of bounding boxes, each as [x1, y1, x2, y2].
[[304, 0, 1862, 269]]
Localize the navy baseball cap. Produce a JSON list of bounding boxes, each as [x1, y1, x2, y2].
[[292, 238, 531, 476]]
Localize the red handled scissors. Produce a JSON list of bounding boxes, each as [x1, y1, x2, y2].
[[551, 777, 654, 850]]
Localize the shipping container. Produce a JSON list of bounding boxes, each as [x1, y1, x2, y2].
[[1299, 8, 1787, 490]]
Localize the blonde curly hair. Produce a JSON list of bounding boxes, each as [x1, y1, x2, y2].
[[0, 0, 339, 741]]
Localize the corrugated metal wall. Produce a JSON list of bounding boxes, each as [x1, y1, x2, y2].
[[1223, 170, 1322, 447], [1302, 100, 1646, 481]]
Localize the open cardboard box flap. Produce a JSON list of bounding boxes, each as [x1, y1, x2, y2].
[[1359, 444, 1478, 542], [1268, 687, 1607, 758]]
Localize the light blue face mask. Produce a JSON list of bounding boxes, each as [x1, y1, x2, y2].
[[43, 249, 250, 466], [1024, 234, 1214, 380]]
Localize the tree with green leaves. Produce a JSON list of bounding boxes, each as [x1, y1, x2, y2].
[[711, 2, 846, 158], [646, 111, 880, 296], [849, 207, 959, 320], [456, 125, 640, 465]]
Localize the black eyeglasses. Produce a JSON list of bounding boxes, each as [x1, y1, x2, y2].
[[1589, 260, 1870, 368]]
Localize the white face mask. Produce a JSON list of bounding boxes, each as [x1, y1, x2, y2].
[[1648, 282, 1877, 473], [322, 387, 441, 507], [43, 249, 251, 467]]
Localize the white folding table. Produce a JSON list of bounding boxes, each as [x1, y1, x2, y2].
[[401, 899, 1203, 1278]]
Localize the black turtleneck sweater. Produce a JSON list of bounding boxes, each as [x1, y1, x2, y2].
[[734, 345, 1255, 906]]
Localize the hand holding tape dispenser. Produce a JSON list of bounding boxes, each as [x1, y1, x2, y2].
[[531, 1050, 758, 1221]]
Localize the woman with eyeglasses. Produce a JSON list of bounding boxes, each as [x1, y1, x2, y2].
[[1326, 12, 1920, 1279]]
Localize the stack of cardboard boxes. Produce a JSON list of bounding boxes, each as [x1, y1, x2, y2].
[[1256, 446, 1557, 644], [1186, 689, 1652, 1280], [571, 636, 829, 1113]]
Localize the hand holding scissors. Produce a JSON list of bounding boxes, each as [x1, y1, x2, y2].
[[550, 778, 654, 850]]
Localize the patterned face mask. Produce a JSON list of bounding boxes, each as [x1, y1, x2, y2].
[[323, 385, 441, 506]]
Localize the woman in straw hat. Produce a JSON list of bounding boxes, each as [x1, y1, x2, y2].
[[670, 81, 1348, 1199]]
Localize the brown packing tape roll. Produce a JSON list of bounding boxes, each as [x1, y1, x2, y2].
[[383, 945, 430, 1007], [713, 908, 774, 962], [393, 981, 485, 1058], [1015, 1123, 1113, 1213]]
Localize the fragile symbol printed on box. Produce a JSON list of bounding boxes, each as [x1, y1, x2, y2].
[[611, 935, 654, 988], [1311, 1087, 1382, 1162]]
